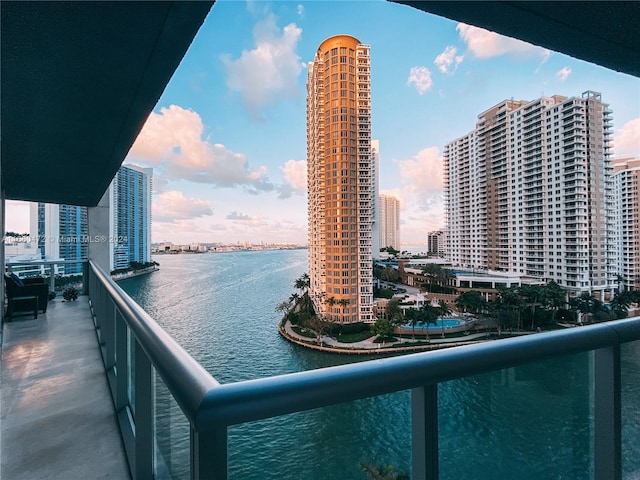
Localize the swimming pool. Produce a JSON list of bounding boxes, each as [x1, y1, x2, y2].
[[399, 317, 465, 331]]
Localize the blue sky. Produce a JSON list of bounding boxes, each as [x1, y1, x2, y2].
[[7, 0, 640, 244]]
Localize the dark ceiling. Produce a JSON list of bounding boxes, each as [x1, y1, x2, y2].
[[1, 1, 638, 208], [1, 1, 214, 206], [394, 1, 640, 78]]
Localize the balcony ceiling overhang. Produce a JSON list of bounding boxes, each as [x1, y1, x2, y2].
[[1, 1, 214, 206], [394, 1, 640, 78], [2, 1, 638, 208]]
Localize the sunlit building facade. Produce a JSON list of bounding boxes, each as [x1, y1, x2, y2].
[[612, 156, 640, 292], [444, 91, 617, 298], [306, 35, 374, 323]]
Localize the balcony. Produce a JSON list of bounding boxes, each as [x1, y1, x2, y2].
[[3, 1, 640, 479], [3, 260, 640, 479]]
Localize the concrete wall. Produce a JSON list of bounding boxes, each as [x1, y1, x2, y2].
[[87, 188, 111, 273]]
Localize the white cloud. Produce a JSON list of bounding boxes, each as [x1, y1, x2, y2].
[[281, 159, 307, 191], [613, 118, 640, 156], [457, 23, 550, 60], [221, 14, 303, 120], [227, 211, 253, 221], [153, 190, 214, 222], [407, 66, 433, 95], [128, 105, 272, 191], [556, 66, 572, 82], [398, 147, 443, 194], [379, 147, 446, 243], [434, 46, 464, 74], [297, 4, 304, 17]]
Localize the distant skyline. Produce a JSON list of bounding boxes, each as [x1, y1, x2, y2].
[[6, 0, 639, 244]]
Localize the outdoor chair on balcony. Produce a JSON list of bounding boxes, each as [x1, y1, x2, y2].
[[5, 273, 49, 320]]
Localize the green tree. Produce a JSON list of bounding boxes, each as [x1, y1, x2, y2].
[[404, 308, 419, 339], [455, 291, 486, 314], [275, 300, 292, 316], [543, 281, 566, 324], [420, 303, 440, 341], [495, 286, 525, 330], [371, 318, 394, 341], [382, 266, 401, 283], [380, 246, 400, 257], [568, 293, 611, 323], [438, 299, 452, 337], [385, 298, 404, 327], [421, 264, 456, 292], [520, 284, 545, 330], [307, 315, 331, 345]]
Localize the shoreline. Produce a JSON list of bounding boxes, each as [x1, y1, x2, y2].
[[278, 319, 491, 355], [112, 266, 158, 282]]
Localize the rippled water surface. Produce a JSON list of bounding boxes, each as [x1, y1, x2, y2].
[[120, 250, 640, 480]]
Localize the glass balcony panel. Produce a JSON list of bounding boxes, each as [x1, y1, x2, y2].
[[622, 340, 640, 479], [227, 392, 411, 479], [154, 372, 190, 479], [128, 327, 136, 415], [439, 352, 592, 479]]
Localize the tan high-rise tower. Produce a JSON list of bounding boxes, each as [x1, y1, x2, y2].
[[306, 35, 374, 324]]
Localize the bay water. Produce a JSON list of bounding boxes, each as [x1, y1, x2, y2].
[[119, 249, 640, 480]]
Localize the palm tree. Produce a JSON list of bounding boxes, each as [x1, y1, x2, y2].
[[386, 298, 404, 327], [275, 300, 292, 315], [520, 284, 544, 330], [405, 308, 419, 339], [438, 300, 452, 337], [420, 303, 439, 341], [542, 281, 566, 324], [294, 273, 310, 291], [455, 291, 486, 315], [496, 286, 525, 330]]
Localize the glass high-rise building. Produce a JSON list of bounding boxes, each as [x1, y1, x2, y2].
[[30, 203, 88, 274], [306, 35, 374, 323], [109, 164, 152, 271]]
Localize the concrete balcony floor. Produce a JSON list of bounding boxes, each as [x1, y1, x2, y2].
[[1, 296, 130, 479]]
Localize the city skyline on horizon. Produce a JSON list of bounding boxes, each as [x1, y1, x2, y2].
[[5, 1, 639, 244]]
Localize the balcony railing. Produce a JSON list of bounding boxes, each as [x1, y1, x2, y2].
[[6, 259, 87, 293], [87, 259, 639, 480]]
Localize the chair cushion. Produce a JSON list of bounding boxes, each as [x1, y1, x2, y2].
[[9, 273, 24, 287]]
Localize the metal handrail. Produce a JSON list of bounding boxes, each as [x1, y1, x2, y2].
[[87, 258, 640, 479], [196, 317, 639, 427], [89, 260, 218, 423]]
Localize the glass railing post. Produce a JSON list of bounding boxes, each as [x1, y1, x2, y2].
[[134, 340, 154, 480], [49, 264, 55, 292], [594, 346, 621, 480], [412, 384, 439, 480], [191, 426, 228, 480], [82, 261, 89, 295], [115, 309, 129, 410], [104, 300, 116, 370]]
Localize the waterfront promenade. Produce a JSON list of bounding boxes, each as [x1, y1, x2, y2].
[[280, 319, 491, 354], [1, 297, 130, 480]]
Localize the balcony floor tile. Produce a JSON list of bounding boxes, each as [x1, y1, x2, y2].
[[1, 296, 130, 480]]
